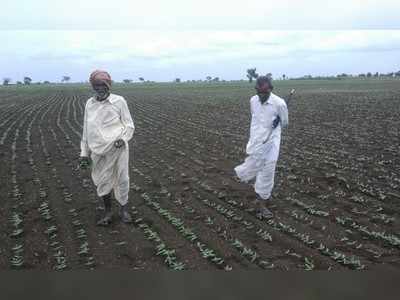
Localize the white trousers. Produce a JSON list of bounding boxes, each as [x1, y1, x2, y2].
[[90, 144, 130, 206], [234, 138, 280, 200]]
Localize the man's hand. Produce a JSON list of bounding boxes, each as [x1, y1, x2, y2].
[[114, 139, 125, 148], [272, 116, 281, 129], [79, 156, 91, 170]]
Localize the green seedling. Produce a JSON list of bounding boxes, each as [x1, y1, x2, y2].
[[10, 229, 24, 238]]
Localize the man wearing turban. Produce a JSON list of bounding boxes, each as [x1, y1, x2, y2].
[[234, 76, 288, 219], [79, 70, 135, 225]]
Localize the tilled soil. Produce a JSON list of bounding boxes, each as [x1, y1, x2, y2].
[[1, 80, 399, 270]]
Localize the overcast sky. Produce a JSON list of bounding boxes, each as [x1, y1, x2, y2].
[[1, 0, 400, 82]]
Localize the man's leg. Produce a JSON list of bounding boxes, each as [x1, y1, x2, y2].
[[114, 147, 132, 223], [117, 179, 132, 223], [234, 154, 264, 183], [253, 160, 277, 219], [97, 192, 113, 226], [91, 152, 115, 226], [120, 206, 132, 223]]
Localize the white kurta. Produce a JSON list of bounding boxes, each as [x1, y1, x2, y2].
[[235, 93, 288, 200], [80, 94, 135, 205]]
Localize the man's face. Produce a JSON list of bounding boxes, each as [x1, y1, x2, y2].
[[256, 82, 271, 103], [93, 83, 109, 100]]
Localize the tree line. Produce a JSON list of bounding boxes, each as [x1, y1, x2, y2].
[[3, 70, 400, 86], [246, 68, 400, 82]]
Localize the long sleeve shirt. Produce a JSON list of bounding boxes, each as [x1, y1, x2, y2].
[[246, 92, 288, 155], [80, 94, 135, 156]]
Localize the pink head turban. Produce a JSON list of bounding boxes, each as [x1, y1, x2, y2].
[[89, 70, 112, 89]]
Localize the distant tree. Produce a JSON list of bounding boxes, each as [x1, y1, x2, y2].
[[213, 77, 219, 82], [44, 81, 51, 84], [23, 77, 32, 85], [62, 76, 71, 83], [358, 73, 366, 78], [3, 78, 11, 85], [123, 79, 133, 83], [138, 77, 144, 82], [175, 78, 181, 83], [366, 72, 372, 78], [246, 68, 258, 83], [386, 72, 394, 78], [17, 81, 23, 85], [336, 73, 348, 79], [282, 74, 286, 80], [395, 71, 400, 77], [373, 72, 379, 78]]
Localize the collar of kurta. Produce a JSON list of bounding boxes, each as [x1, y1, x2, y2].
[[97, 94, 118, 104]]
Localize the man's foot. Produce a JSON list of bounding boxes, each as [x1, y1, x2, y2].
[[250, 199, 259, 206], [253, 197, 274, 220], [233, 175, 242, 183], [255, 206, 274, 220], [96, 211, 113, 226], [120, 205, 132, 223]]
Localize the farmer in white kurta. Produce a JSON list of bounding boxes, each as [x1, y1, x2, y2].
[[79, 70, 135, 225], [235, 76, 288, 219]]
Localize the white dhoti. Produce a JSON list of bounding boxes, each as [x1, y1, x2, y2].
[[91, 144, 130, 206], [235, 137, 280, 200]]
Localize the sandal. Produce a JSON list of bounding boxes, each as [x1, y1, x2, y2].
[[233, 175, 242, 183], [256, 207, 274, 220], [96, 213, 113, 226]]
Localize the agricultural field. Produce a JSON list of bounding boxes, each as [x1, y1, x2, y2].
[[0, 79, 399, 270]]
